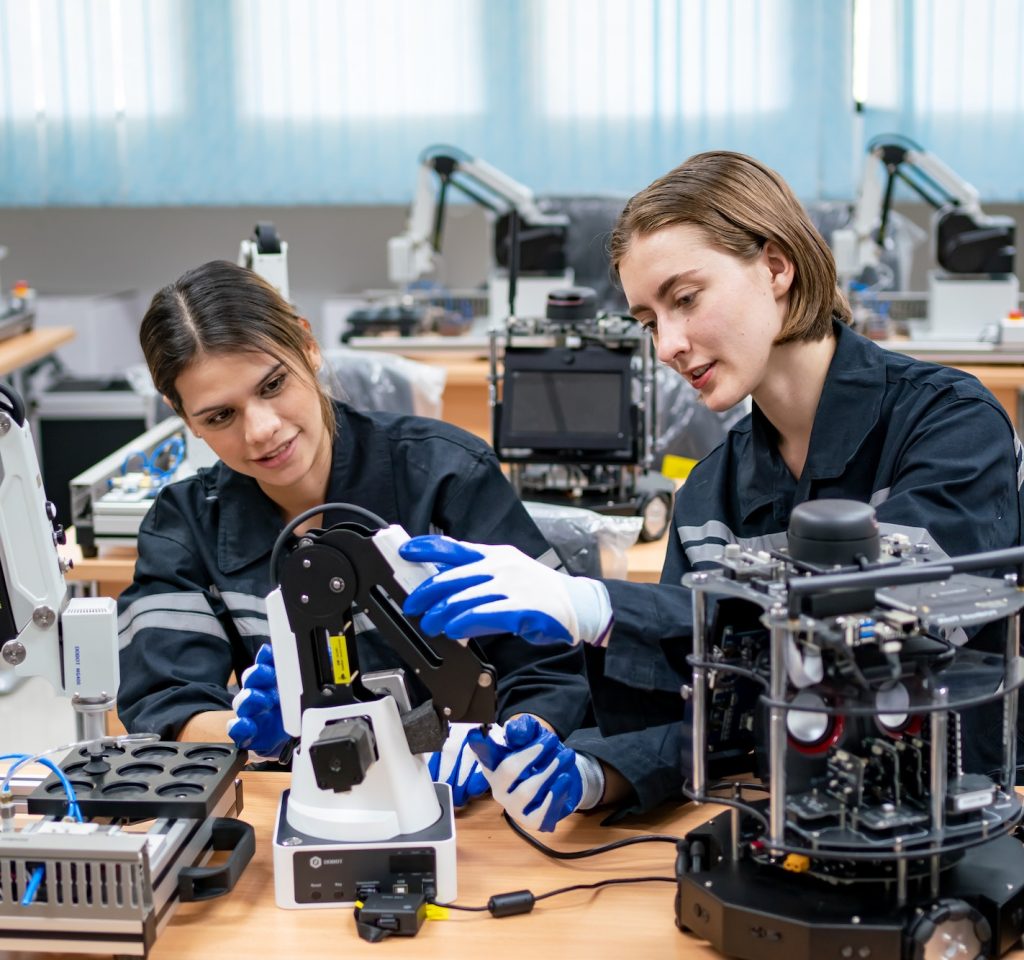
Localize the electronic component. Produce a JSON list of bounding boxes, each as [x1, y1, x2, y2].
[[354, 891, 428, 941], [679, 498, 1024, 960], [268, 511, 499, 909], [0, 380, 252, 956], [490, 289, 675, 541]]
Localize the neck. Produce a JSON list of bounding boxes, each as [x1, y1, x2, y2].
[[752, 333, 836, 479]]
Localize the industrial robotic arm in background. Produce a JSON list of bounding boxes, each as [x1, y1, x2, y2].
[[0, 382, 119, 739], [387, 144, 570, 288], [833, 134, 1016, 288]]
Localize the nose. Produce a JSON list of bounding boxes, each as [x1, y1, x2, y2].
[[244, 399, 281, 446], [653, 316, 690, 366]]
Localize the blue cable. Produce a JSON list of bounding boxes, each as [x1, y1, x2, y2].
[[20, 865, 45, 907], [149, 435, 185, 479], [2, 752, 84, 908], [1, 752, 83, 822]]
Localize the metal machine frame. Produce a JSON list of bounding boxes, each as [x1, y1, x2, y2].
[[0, 379, 252, 956], [1, 744, 251, 957], [69, 417, 199, 558], [488, 307, 674, 541]]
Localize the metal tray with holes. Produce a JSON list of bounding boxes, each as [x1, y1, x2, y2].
[[26, 741, 246, 820]]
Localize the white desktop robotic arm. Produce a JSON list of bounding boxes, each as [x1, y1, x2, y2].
[[0, 383, 119, 736], [266, 512, 497, 907], [833, 135, 1016, 285]]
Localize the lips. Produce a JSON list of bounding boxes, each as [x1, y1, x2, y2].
[[688, 362, 715, 390], [254, 435, 296, 467]]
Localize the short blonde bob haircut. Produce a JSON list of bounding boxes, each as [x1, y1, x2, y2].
[[609, 151, 851, 343]]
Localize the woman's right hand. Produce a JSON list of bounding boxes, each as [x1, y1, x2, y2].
[[227, 643, 289, 759]]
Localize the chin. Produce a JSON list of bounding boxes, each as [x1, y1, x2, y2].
[[702, 393, 739, 413]]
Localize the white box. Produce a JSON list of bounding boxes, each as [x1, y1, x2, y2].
[[923, 271, 1020, 341]]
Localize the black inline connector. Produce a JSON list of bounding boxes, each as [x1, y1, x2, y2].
[[354, 891, 427, 942], [439, 876, 675, 918], [486, 889, 536, 917]]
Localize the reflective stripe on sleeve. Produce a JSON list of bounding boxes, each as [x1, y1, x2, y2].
[[677, 523, 788, 567], [117, 592, 214, 632], [118, 609, 229, 648], [221, 591, 268, 616]]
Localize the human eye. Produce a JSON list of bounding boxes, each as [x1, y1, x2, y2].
[[262, 372, 287, 396], [205, 408, 233, 428], [632, 314, 656, 334], [675, 290, 698, 309]]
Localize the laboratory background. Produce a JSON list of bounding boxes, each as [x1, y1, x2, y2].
[[1, 1, 1024, 955], [0, 0, 1022, 760]]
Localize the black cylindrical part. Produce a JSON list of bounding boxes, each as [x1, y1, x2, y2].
[[787, 499, 880, 566]]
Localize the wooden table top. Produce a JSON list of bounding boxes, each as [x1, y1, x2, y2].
[[4, 769, 720, 960], [0, 326, 75, 377]]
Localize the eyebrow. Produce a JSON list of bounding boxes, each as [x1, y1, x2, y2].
[[189, 361, 286, 418], [628, 269, 703, 316]]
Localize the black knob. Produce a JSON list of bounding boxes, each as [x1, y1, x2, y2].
[[787, 500, 880, 566]]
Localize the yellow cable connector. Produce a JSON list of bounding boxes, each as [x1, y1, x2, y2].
[[424, 904, 450, 921], [661, 454, 698, 480], [782, 853, 810, 873]]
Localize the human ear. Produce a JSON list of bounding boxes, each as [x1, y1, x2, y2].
[[763, 240, 795, 299], [297, 319, 323, 373]]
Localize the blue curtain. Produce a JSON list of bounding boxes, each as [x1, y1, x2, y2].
[[0, 0, 867, 206], [858, 0, 1024, 201]]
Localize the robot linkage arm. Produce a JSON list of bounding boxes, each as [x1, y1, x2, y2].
[[267, 521, 497, 745], [837, 135, 1015, 280], [0, 384, 119, 714], [387, 144, 569, 285]]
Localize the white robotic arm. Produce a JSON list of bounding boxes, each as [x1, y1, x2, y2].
[[387, 144, 570, 287], [0, 384, 119, 736], [834, 136, 1016, 285], [265, 514, 497, 907]]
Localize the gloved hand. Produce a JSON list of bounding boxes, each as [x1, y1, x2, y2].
[[227, 643, 290, 759], [467, 715, 597, 833], [399, 536, 612, 647], [427, 722, 497, 808]]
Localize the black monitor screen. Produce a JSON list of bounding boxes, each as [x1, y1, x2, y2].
[[498, 346, 633, 453]]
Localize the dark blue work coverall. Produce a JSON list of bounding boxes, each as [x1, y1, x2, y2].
[[117, 401, 591, 741], [568, 320, 1024, 814]]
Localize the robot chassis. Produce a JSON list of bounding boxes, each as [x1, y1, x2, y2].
[[678, 500, 1024, 960]]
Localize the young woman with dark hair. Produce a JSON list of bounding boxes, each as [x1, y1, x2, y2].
[[117, 259, 591, 806]]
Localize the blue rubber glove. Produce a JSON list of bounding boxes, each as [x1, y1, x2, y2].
[[227, 643, 289, 759], [466, 716, 583, 833], [428, 722, 495, 808], [399, 536, 612, 647]]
